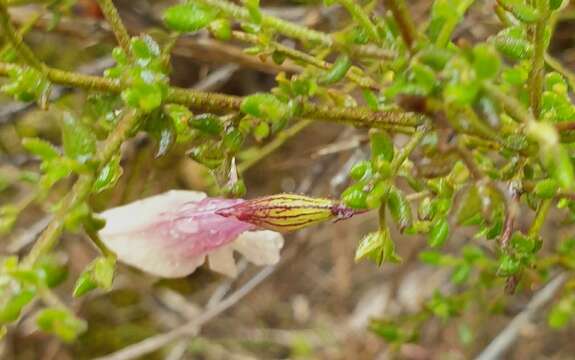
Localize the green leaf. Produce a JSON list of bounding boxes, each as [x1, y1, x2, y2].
[[549, 146, 574, 191], [370, 130, 394, 162], [40, 158, 74, 189], [21, 138, 60, 161], [492, 27, 533, 60], [451, 263, 471, 284], [408, 63, 437, 95], [187, 143, 225, 169], [534, 179, 558, 199], [73, 257, 116, 297], [0, 289, 36, 324], [163, 3, 220, 33], [36, 307, 87, 342], [350, 160, 372, 181], [342, 182, 368, 209], [209, 18, 232, 40], [189, 113, 224, 136], [366, 181, 390, 209], [93, 155, 123, 193], [428, 218, 449, 248], [35, 255, 68, 288], [497, 0, 540, 23], [130, 35, 160, 59], [122, 82, 166, 113], [164, 104, 194, 143], [223, 127, 245, 153], [319, 54, 352, 85], [549, 0, 565, 10], [497, 254, 521, 276], [1, 67, 50, 102], [355, 228, 401, 265], [245, 0, 262, 24], [456, 185, 482, 226], [387, 187, 412, 231], [241, 93, 289, 123], [545, 72, 568, 94], [253, 121, 270, 141], [473, 44, 501, 80], [60, 112, 96, 163]]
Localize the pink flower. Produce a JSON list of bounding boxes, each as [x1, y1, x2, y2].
[[98, 190, 284, 278]]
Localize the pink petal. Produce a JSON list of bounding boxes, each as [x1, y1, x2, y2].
[[98, 190, 254, 278]]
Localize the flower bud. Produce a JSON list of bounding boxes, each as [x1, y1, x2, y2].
[[216, 193, 359, 232]]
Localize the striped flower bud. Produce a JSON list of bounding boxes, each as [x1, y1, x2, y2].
[[216, 193, 360, 232]]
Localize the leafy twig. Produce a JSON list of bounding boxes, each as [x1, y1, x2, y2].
[[23, 110, 142, 266], [0, 62, 423, 131]]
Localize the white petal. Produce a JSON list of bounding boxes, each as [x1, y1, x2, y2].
[[232, 230, 284, 266], [98, 190, 208, 278], [99, 190, 206, 236], [208, 246, 237, 277]]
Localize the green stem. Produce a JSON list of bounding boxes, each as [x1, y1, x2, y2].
[[384, 0, 418, 49], [0, 1, 46, 70], [199, 0, 331, 45], [337, 0, 381, 45], [0, 11, 40, 58], [232, 31, 379, 89], [390, 128, 427, 173], [528, 0, 550, 118], [238, 120, 312, 173], [482, 82, 534, 124], [435, 0, 474, 48], [199, 0, 394, 59], [95, 0, 132, 58], [23, 110, 141, 266], [85, 226, 116, 258]]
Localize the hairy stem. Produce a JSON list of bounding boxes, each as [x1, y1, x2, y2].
[[232, 31, 379, 89], [199, 0, 331, 45], [0, 1, 45, 70], [391, 128, 427, 173], [337, 0, 381, 45], [528, 0, 550, 118], [95, 0, 132, 58], [0, 61, 424, 131], [199, 0, 394, 59]]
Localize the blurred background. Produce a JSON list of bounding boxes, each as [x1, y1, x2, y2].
[[1, 0, 575, 359]]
